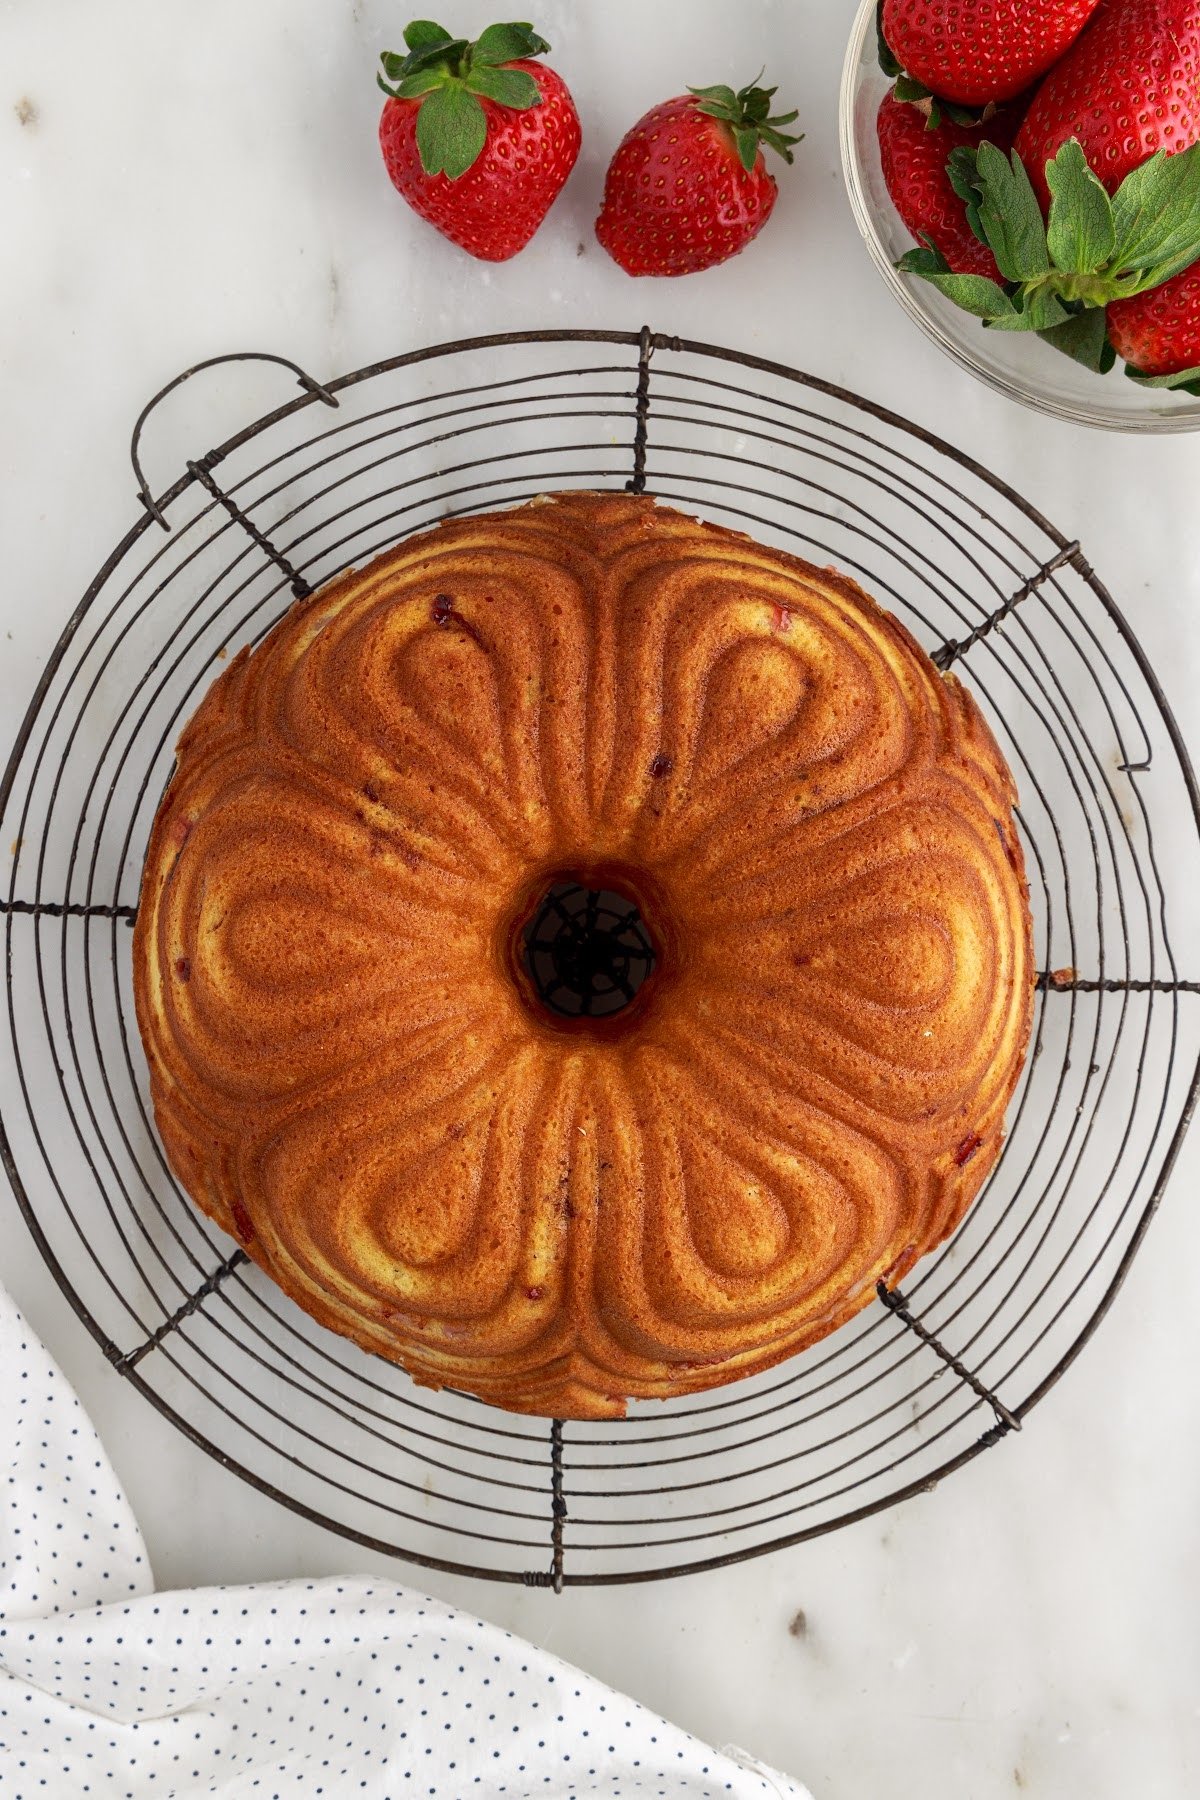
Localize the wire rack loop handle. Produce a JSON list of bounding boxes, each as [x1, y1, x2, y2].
[[130, 352, 339, 531]]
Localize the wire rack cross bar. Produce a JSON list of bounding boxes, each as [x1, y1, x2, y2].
[[627, 327, 654, 497], [186, 454, 312, 599], [625, 326, 682, 497], [107, 1249, 251, 1373], [1, 898, 138, 924], [1036, 971, 1200, 994], [932, 541, 1082, 672], [876, 1282, 1021, 1436], [522, 1419, 567, 1591]]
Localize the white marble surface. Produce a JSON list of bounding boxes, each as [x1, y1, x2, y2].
[[3, 2, 1200, 1796]]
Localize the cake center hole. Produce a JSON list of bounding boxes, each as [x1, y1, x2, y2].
[[521, 880, 658, 1020]]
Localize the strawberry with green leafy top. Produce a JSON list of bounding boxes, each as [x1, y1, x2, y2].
[[595, 78, 802, 277], [1108, 258, 1200, 392], [377, 18, 580, 261], [878, 91, 1018, 280], [879, 0, 1102, 110], [899, 138, 1200, 372]]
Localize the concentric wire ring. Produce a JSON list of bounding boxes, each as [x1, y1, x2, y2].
[[2, 329, 1197, 1585]]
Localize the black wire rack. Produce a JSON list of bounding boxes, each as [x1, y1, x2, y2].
[[521, 881, 659, 1020], [2, 328, 1198, 1589]]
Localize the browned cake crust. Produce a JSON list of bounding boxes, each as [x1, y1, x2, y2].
[[133, 493, 1034, 1419]]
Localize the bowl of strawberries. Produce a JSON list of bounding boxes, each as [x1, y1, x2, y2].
[[841, 0, 1200, 430]]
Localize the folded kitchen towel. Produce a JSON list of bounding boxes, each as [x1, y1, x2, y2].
[[0, 1284, 811, 1799]]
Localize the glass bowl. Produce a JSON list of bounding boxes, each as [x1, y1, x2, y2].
[[839, 0, 1200, 432]]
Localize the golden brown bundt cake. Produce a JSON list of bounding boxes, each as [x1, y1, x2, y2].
[[133, 492, 1033, 1419]]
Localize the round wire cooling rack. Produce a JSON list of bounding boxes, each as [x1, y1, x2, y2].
[[3, 328, 1199, 1589]]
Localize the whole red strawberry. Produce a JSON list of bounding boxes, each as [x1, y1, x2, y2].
[[1016, 0, 1200, 209], [377, 19, 580, 261], [881, 0, 1103, 106], [877, 92, 1019, 279], [1108, 257, 1200, 378], [595, 78, 802, 277]]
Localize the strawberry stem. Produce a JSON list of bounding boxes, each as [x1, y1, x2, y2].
[[688, 77, 804, 171], [377, 18, 552, 179]]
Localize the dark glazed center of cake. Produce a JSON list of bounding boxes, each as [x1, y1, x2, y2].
[[519, 877, 658, 1022]]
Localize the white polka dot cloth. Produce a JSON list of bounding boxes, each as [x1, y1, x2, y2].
[[0, 1286, 810, 1799]]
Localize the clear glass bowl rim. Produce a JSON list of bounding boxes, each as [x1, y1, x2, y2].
[[837, 0, 1200, 434]]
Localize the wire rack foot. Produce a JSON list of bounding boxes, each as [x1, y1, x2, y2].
[[876, 1282, 1021, 1438], [107, 1249, 250, 1374], [626, 325, 682, 497], [522, 1420, 566, 1593], [1, 898, 138, 925], [932, 541, 1082, 671], [1037, 970, 1200, 995], [187, 455, 312, 599]]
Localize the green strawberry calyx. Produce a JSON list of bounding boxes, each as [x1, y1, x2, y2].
[[688, 78, 804, 172], [897, 139, 1200, 373], [377, 19, 552, 179]]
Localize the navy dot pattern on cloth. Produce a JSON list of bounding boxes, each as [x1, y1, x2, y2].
[[0, 1287, 810, 1799]]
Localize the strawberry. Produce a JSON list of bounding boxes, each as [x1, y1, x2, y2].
[[1108, 256, 1200, 388], [898, 133, 1200, 375], [1015, 0, 1200, 210], [878, 92, 1018, 279], [880, 0, 1103, 107], [377, 19, 580, 261], [594, 78, 802, 277]]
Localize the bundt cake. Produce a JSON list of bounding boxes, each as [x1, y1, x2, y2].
[[133, 492, 1033, 1419]]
